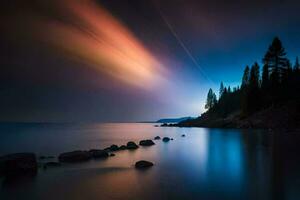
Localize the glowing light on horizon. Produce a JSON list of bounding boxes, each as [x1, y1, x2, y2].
[[11, 0, 168, 89]]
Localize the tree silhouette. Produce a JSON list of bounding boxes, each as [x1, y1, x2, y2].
[[248, 62, 261, 113], [264, 37, 288, 85], [202, 37, 299, 119], [249, 62, 260, 89], [205, 88, 217, 110], [219, 82, 224, 99], [241, 66, 250, 89]]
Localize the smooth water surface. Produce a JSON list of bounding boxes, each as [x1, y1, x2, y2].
[[0, 123, 299, 200]]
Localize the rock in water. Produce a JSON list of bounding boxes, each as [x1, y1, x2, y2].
[[119, 145, 127, 150], [89, 149, 109, 159], [162, 137, 171, 142], [139, 140, 155, 146], [126, 141, 139, 150], [0, 153, 38, 177], [181, 134, 186, 137], [154, 136, 161, 140], [110, 153, 116, 157], [135, 160, 154, 169], [58, 151, 91, 163], [109, 145, 119, 151]]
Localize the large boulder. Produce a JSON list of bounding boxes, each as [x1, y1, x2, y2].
[[58, 151, 91, 163], [162, 137, 171, 142], [89, 149, 109, 159], [126, 141, 139, 150], [139, 140, 155, 146], [0, 153, 38, 177], [135, 160, 154, 169]]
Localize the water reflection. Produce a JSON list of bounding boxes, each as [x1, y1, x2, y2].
[[0, 123, 299, 200]]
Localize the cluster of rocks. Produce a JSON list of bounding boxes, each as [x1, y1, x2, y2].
[[0, 134, 185, 177], [57, 141, 139, 163]]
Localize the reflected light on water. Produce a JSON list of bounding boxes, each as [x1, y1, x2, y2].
[[1, 123, 299, 200]]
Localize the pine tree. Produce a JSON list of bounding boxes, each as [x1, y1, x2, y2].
[[264, 37, 288, 84], [212, 92, 218, 106], [247, 62, 261, 112], [241, 66, 250, 89], [223, 87, 227, 95], [249, 62, 260, 89], [228, 86, 231, 93], [219, 82, 224, 99], [205, 89, 217, 110]]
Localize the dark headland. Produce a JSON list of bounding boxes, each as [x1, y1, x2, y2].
[[163, 37, 300, 129]]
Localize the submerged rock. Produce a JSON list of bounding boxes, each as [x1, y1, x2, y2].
[[89, 149, 109, 159], [162, 137, 171, 142], [139, 140, 155, 146], [126, 141, 139, 150], [135, 160, 154, 169], [154, 136, 161, 140], [58, 151, 91, 163], [0, 153, 38, 177]]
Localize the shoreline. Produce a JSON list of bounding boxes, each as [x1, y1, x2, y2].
[[165, 101, 300, 129]]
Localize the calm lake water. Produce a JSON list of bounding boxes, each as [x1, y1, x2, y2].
[[0, 123, 299, 200]]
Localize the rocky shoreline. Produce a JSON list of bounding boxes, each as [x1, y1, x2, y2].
[[0, 136, 174, 179], [162, 101, 300, 129]]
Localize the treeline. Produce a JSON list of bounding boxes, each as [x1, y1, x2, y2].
[[205, 37, 300, 118]]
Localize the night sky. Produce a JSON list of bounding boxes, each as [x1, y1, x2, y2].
[[1, 0, 300, 122]]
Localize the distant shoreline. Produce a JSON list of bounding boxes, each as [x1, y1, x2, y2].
[[162, 101, 300, 129]]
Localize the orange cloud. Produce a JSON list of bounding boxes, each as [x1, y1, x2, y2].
[[11, 0, 168, 89]]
